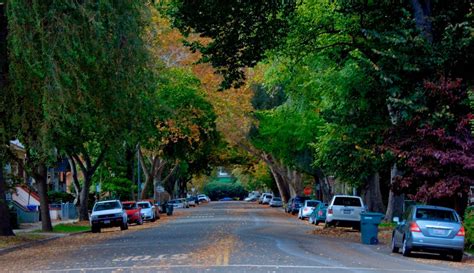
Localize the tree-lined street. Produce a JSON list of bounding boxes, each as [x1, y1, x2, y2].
[[1, 202, 472, 272]]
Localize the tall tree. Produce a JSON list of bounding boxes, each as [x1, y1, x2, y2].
[[0, 0, 15, 236]]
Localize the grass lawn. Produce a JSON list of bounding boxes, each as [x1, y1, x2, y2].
[[52, 223, 90, 233], [0, 234, 50, 249], [467, 248, 474, 255], [378, 221, 396, 229]]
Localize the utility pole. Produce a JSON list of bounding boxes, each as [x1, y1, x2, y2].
[[136, 145, 141, 200]]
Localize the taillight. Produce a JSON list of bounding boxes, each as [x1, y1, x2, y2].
[[328, 208, 333, 214], [318, 211, 323, 216], [456, 226, 465, 237], [409, 222, 421, 232], [304, 208, 309, 212]]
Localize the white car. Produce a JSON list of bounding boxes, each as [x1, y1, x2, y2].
[[137, 201, 158, 221], [197, 194, 210, 202], [262, 194, 273, 205], [325, 195, 365, 230], [90, 200, 128, 233], [298, 200, 320, 219]]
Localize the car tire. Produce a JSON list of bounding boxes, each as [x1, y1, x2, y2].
[[315, 220, 319, 225], [452, 251, 463, 262], [391, 235, 399, 253], [121, 221, 128, 231], [402, 237, 411, 257], [91, 225, 100, 233]]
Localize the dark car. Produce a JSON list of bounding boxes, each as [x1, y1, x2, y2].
[[288, 196, 310, 215], [391, 205, 465, 261], [309, 202, 328, 225], [219, 197, 233, 201]]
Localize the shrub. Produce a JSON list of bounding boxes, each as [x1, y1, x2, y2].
[[464, 206, 474, 250], [47, 191, 75, 203], [203, 182, 247, 201]]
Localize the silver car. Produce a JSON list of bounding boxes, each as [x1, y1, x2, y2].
[[391, 205, 465, 261], [269, 197, 282, 207]]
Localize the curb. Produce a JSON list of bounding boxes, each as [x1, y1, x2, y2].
[[0, 230, 90, 256]]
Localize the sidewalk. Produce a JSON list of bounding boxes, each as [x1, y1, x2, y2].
[[14, 219, 78, 234]]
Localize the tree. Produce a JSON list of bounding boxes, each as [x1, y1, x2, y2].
[[0, 0, 14, 236], [167, 0, 297, 89]]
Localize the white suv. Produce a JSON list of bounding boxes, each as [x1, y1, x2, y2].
[[90, 200, 128, 233], [325, 195, 365, 230]]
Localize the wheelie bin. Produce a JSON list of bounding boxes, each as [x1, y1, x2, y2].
[[360, 212, 385, 245]]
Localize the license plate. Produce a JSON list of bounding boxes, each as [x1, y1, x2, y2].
[[432, 229, 446, 235], [343, 209, 351, 214], [103, 220, 110, 224]]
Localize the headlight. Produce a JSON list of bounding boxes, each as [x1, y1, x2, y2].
[[115, 213, 123, 218], [91, 215, 98, 220]]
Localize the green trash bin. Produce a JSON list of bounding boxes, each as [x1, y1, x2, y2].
[[167, 204, 174, 216], [360, 212, 385, 245]]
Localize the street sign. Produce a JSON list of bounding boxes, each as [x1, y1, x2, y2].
[[304, 186, 312, 196]]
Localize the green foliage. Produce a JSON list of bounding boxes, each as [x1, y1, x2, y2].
[[167, 0, 296, 89], [203, 181, 247, 200], [47, 191, 75, 203], [465, 206, 474, 250], [101, 177, 135, 201]]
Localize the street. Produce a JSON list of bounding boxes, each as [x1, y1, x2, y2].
[[1, 201, 472, 273]]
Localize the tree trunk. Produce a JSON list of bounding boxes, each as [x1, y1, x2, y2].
[[410, 0, 432, 42], [0, 165, 14, 236], [35, 164, 52, 232], [385, 163, 405, 220], [268, 165, 290, 202], [67, 155, 80, 210], [79, 175, 90, 221], [362, 172, 386, 213]]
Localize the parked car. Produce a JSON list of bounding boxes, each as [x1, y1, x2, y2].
[[137, 201, 158, 221], [197, 194, 210, 203], [244, 196, 258, 202], [309, 202, 328, 225], [122, 201, 143, 225], [259, 193, 271, 204], [391, 205, 465, 261], [288, 196, 310, 215], [269, 197, 283, 207], [187, 197, 197, 207], [262, 194, 273, 205], [90, 200, 128, 233], [298, 200, 321, 220], [219, 197, 233, 201], [168, 199, 185, 208], [325, 195, 365, 230]]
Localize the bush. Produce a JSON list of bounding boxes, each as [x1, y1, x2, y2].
[[465, 206, 474, 250], [203, 182, 247, 201], [47, 191, 75, 203]]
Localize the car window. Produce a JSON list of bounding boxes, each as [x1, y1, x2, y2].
[[333, 197, 361, 207], [94, 201, 120, 211], [122, 203, 137, 210], [137, 203, 150, 209], [307, 201, 320, 207], [273, 198, 281, 201], [415, 208, 458, 222]]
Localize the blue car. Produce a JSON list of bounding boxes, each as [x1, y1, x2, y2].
[[308, 202, 328, 225], [219, 197, 233, 201]]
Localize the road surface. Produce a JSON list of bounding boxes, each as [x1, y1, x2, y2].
[[1, 201, 472, 272]]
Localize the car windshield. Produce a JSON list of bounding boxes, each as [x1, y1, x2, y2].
[[307, 201, 320, 207], [94, 201, 120, 211], [333, 197, 361, 207], [137, 203, 150, 209], [122, 203, 137, 210], [415, 208, 458, 222]]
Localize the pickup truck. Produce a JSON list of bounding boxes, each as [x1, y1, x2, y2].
[[90, 200, 128, 233]]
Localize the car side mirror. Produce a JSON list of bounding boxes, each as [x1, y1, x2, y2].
[[393, 217, 400, 224]]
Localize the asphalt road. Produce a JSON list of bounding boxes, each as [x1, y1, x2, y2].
[[1, 201, 472, 273]]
